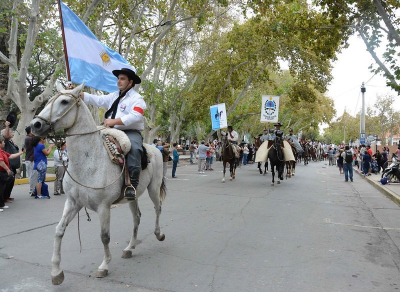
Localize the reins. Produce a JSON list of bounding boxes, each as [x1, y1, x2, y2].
[[40, 91, 127, 251]]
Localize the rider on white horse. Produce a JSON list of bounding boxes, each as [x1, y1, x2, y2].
[[79, 67, 145, 200]]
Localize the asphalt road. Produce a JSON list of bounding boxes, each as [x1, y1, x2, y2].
[[1, 159, 400, 291]]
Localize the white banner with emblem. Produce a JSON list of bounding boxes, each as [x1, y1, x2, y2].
[[260, 95, 280, 123]]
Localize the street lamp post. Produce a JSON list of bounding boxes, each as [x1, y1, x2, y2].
[[360, 83, 366, 145]]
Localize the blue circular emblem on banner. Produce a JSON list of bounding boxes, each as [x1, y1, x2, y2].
[[264, 100, 276, 116]]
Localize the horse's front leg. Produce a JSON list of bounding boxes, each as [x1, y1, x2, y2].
[[96, 205, 112, 278], [222, 162, 226, 183], [231, 160, 236, 179], [51, 199, 81, 285], [271, 165, 275, 185]]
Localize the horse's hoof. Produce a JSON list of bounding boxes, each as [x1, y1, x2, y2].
[[271, 183, 274, 186], [51, 270, 65, 285], [122, 250, 132, 259], [222, 179, 225, 183], [230, 177, 232, 181], [96, 269, 108, 278], [158, 233, 166, 241], [277, 181, 280, 184], [292, 173, 295, 176]]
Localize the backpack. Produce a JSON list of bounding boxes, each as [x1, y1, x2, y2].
[[4, 139, 21, 169], [344, 150, 353, 163]]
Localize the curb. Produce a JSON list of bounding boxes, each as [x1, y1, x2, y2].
[[14, 176, 56, 185], [354, 168, 400, 207]]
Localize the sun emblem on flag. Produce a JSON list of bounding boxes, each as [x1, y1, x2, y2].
[[100, 50, 111, 66], [264, 97, 276, 116]]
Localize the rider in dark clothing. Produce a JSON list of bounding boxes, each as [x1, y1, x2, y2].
[[273, 122, 284, 160]]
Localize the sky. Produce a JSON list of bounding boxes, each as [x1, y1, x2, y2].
[[326, 34, 400, 120]]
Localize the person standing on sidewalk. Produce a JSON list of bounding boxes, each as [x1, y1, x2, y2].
[[198, 141, 209, 173], [0, 136, 24, 211], [172, 143, 179, 178], [189, 142, 196, 164], [242, 144, 249, 165], [24, 126, 38, 197], [341, 145, 353, 182], [53, 141, 68, 195], [2, 121, 20, 203], [32, 136, 55, 198], [337, 148, 344, 174], [161, 142, 170, 179]]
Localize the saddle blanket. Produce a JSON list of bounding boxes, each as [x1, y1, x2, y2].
[[99, 127, 131, 155], [255, 140, 295, 162]]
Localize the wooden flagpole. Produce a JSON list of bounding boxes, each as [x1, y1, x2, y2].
[[58, 0, 71, 81]]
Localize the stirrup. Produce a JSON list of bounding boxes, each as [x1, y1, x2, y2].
[[124, 184, 136, 200]]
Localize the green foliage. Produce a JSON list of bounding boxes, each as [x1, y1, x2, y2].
[[313, 0, 400, 95]]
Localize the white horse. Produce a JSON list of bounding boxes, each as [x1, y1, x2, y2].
[[30, 84, 166, 285]]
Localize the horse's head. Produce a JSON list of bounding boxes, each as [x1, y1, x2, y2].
[[221, 133, 232, 148], [31, 83, 85, 136]]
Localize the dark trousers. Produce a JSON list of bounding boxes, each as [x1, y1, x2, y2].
[[125, 130, 143, 175], [3, 167, 16, 200], [0, 183, 6, 207], [343, 162, 353, 181], [172, 161, 178, 177]]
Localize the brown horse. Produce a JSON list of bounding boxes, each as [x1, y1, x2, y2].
[[302, 144, 310, 165], [221, 134, 237, 182]]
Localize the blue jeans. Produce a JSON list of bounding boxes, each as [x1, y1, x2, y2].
[[190, 152, 194, 163], [343, 163, 353, 181], [172, 161, 178, 177], [243, 153, 248, 165]]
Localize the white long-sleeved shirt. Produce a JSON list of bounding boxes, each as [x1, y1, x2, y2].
[[227, 130, 238, 142], [54, 149, 68, 167], [84, 88, 146, 131]]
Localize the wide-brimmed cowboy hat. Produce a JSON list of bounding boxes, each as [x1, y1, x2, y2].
[[112, 68, 141, 84], [6, 112, 17, 128], [274, 122, 282, 127]]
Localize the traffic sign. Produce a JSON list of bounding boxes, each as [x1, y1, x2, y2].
[[360, 132, 366, 144]]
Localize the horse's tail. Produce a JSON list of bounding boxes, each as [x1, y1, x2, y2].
[[160, 177, 167, 202]]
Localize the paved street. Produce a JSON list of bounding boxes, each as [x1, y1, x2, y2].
[[1, 159, 400, 291]]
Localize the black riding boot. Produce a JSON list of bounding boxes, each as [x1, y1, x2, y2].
[[124, 170, 140, 200]]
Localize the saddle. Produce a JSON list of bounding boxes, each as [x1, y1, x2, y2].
[[99, 127, 148, 170]]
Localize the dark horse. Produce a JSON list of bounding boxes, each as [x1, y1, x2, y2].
[[268, 140, 285, 185], [285, 145, 298, 177], [255, 136, 268, 175], [221, 134, 237, 182], [302, 144, 310, 165]]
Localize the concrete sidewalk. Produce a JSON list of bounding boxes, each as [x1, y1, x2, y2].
[[14, 154, 196, 185], [353, 166, 400, 207]]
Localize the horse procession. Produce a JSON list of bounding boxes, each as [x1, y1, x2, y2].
[[22, 81, 327, 285]]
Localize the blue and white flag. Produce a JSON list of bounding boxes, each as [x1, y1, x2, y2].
[[260, 95, 280, 123], [60, 1, 135, 92], [210, 103, 227, 130]]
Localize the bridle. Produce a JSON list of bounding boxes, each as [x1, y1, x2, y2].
[[35, 92, 81, 135], [35, 92, 106, 141]]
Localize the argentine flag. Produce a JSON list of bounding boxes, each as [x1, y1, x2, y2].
[[60, 1, 135, 92]]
